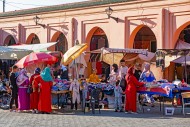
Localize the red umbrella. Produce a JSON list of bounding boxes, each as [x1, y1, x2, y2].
[[15, 52, 58, 68]]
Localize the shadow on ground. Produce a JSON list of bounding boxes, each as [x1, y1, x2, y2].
[[51, 103, 190, 119]]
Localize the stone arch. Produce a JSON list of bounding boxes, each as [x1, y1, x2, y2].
[[85, 26, 109, 76], [85, 26, 108, 51], [26, 33, 40, 44], [4, 35, 16, 46], [129, 25, 157, 53], [173, 21, 190, 48], [50, 31, 68, 53], [128, 25, 144, 48]]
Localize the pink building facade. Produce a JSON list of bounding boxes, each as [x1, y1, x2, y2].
[[0, 0, 190, 81]]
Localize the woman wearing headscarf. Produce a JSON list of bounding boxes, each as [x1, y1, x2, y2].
[[125, 67, 144, 114], [139, 63, 156, 107], [16, 69, 30, 111], [30, 68, 41, 113], [33, 66, 53, 113]]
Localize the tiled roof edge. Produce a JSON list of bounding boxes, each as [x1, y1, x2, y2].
[[0, 0, 135, 18]]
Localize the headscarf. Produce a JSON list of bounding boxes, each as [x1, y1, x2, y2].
[[143, 63, 150, 72], [35, 68, 41, 74], [40, 67, 53, 82], [142, 63, 154, 77], [16, 69, 28, 86], [126, 67, 134, 84]]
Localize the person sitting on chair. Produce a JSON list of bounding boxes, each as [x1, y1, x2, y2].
[[88, 69, 100, 83]]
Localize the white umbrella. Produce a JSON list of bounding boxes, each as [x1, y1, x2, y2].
[[0, 46, 32, 59], [8, 42, 57, 52]]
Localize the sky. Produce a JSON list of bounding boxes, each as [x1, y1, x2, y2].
[[0, 0, 87, 12]]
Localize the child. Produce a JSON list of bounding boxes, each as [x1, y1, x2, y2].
[[100, 74, 107, 83], [69, 79, 80, 110], [80, 79, 89, 110], [114, 80, 123, 112]]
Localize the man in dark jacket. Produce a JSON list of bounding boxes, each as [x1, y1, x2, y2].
[[9, 65, 19, 112]]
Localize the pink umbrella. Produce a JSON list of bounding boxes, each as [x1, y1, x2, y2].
[[15, 52, 58, 68]]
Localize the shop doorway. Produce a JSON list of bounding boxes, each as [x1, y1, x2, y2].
[[133, 26, 157, 53], [87, 27, 109, 78], [175, 24, 190, 83]]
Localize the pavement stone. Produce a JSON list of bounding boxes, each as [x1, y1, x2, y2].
[[0, 107, 190, 127]]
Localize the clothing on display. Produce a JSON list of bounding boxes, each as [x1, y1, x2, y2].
[[96, 62, 102, 75], [156, 51, 165, 70]]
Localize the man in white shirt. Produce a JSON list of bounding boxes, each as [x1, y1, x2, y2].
[[119, 60, 128, 80], [118, 59, 128, 104]]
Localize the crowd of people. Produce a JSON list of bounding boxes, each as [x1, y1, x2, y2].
[[1, 58, 157, 115], [9, 65, 53, 114], [86, 60, 156, 114]]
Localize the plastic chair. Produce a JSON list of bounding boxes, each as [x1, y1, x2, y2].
[[181, 92, 190, 116], [84, 88, 102, 114]]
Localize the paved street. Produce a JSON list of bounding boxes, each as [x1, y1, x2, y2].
[[0, 106, 190, 127]]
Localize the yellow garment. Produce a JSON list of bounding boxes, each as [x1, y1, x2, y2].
[[88, 74, 100, 83]]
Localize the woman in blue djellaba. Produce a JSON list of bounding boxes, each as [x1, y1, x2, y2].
[[139, 63, 156, 107]]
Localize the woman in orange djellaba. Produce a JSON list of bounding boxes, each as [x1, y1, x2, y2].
[[33, 66, 53, 114], [125, 67, 144, 114]]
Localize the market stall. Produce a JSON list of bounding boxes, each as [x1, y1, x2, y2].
[[85, 47, 154, 78], [156, 49, 190, 83], [137, 81, 190, 114]]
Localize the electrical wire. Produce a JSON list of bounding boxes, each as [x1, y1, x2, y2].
[[0, 0, 23, 9]]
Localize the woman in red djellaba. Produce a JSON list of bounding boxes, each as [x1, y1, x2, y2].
[[33, 66, 53, 114], [125, 67, 144, 114], [30, 68, 41, 113]]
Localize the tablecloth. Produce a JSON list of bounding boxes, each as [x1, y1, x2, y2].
[[138, 83, 190, 98]]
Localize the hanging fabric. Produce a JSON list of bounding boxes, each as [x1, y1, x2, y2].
[[156, 51, 165, 70], [96, 62, 102, 75]]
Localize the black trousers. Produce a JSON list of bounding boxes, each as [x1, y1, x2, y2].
[[9, 91, 18, 109], [71, 101, 78, 110]]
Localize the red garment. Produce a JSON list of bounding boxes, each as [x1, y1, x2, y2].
[[125, 67, 144, 112], [30, 73, 40, 109], [33, 75, 53, 113], [96, 62, 102, 75]]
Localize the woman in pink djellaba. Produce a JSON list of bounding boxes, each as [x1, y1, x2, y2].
[[16, 69, 30, 111]]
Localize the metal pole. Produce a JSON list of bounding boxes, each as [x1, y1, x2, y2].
[[185, 54, 187, 83], [112, 52, 114, 64], [3, 0, 5, 12]]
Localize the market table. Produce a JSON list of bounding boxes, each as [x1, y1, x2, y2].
[[51, 79, 71, 109], [52, 90, 70, 109], [137, 83, 190, 115], [138, 87, 168, 115]]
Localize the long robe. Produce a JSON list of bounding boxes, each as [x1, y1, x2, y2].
[[125, 75, 144, 112], [69, 81, 80, 104], [33, 75, 53, 113], [30, 73, 40, 109], [18, 79, 30, 110]]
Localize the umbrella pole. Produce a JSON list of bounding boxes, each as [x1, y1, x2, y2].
[[75, 60, 79, 79], [112, 53, 114, 64]]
